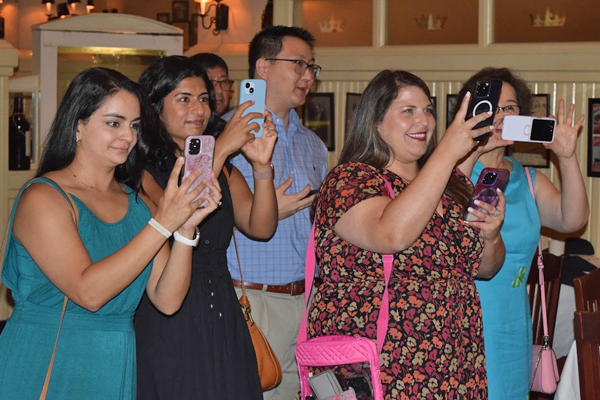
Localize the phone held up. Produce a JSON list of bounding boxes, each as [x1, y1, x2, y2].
[[463, 167, 509, 222], [239, 79, 267, 138], [183, 135, 215, 207], [501, 115, 556, 143], [466, 80, 502, 141]]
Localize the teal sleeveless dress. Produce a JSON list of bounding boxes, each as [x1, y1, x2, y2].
[[471, 159, 540, 400], [0, 178, 153, 400]]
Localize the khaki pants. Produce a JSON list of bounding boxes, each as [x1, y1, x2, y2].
[[235, 286, 312, 400]]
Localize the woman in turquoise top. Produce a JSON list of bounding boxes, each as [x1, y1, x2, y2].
[[0, 68, 221, 399], [456, 67, 588, 399]]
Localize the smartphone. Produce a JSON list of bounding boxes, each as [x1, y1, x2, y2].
[[464, 167, 509, 222], [466, 80, 502, 141], [308, 369, 343, 399], [302, 189, 318, 200], [183, 135, 215, 206], [502, 115, 556, 143], [239, 79, 267, 138]]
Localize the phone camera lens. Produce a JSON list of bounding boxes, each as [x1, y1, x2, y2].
[[249, 88, 254, 93], [483, 172, 497, 185], [245, 83, 251, 89]]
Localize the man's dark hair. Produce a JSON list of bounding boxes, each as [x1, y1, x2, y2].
[[189, 53, 229, 75], [248, 25, 315, 78]]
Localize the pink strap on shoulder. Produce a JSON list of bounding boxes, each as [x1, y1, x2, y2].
[[524, 168, 550, 340], [298, 177, 396, 353]]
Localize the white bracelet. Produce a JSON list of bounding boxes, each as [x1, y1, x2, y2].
[[148, 218, 172, 238], [173, 228, 200, 247]]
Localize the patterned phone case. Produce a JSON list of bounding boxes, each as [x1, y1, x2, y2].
[[183, 135, 215, 205], [464, 167, 509, 222]]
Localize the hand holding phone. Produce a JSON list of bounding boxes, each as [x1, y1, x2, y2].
[[466, 80, 502, 141], [239, 79, 267, 137], [464, 168, 509, 222], [183, 135, 215, 206], [502, 115, 556, 143]]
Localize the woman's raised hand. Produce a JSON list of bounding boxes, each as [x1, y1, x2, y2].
[[241, 110, 278, 167], [215, 101, 265, 157], [153, 158, 221, 233], [546, 99, 585, 159], [465, 188, 506, 242], [439, 92, 495, 161]]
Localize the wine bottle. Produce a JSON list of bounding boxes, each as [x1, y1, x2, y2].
[[9, 97, 31, 170]]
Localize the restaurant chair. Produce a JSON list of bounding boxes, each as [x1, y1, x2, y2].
[[574, 310, 600, 400], [574, 267, 600, 312], [527, 253, 564, 400]]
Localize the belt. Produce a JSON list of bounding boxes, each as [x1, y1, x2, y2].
[[232, 278, 322, 296]]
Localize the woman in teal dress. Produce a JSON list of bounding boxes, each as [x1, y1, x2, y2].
[[456, 67, 588, 399], [0, 68, 221, 399]]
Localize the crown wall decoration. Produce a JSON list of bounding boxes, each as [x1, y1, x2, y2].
[[530, 7, 566, 27], [415, 14, 447, 30], [319, 16, 345, 33]]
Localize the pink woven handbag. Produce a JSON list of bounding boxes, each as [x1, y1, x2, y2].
[[525, 168, 560, 394], [296, 179, 396, 400]]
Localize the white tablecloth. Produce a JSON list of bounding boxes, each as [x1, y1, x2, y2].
[[554, 341, 580, 400]]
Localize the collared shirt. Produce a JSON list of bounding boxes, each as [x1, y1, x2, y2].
[[223, 108, 328, 284]]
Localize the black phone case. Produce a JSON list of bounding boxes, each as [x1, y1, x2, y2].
[[466, 80, 502, 141]]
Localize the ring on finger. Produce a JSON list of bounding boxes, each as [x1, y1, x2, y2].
[[218, 201, 223, 206], [493, 209, 501, 217]]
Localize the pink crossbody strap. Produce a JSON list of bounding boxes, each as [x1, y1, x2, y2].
[[524, 167, 550, 340], [298, 178, 395, 353]]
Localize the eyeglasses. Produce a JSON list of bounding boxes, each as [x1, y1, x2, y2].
[[496, 105, 520, 115], [265, 58, 322, 78], [210, 79, 234, 91]]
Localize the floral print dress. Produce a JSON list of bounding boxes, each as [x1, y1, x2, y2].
[[307, 162, 488, 399]]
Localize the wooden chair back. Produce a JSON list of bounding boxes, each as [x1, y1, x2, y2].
[[527, 253, 564, 347], [574, 310, 600, 400], [574, 267, 600, 312]]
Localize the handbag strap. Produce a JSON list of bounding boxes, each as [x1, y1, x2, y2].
[[297, 177, 395, 353], [524, 168, 550, 344], [221, 167, 253, 315]]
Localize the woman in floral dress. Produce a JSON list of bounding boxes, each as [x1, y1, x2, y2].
[[307, 70, 506, 399]]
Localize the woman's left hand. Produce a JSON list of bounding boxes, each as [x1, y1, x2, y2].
[[177, 172, 223, 236], [241, 111, 278, 166], [466, 188, 506, 241], [545, 99, 585, 159]]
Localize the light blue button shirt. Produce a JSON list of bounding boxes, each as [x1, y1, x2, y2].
[[223, 108, 328, 284]]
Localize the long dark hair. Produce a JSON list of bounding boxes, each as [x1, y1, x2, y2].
[[36, 67, 152, 192], [139, 55, 226, 171], [340, 69, 471, 206], [452, 67, 533, 119]]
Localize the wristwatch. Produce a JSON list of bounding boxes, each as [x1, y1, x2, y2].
[[173, 227, 200, 247]]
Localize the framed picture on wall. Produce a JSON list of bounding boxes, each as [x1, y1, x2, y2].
[[506, 93, 551, 168], [156, 13, 170, 24], [190, 14, 199, 47], [304, 93, 335, 151], [446, 94, 458, 128], [345, 92, 361, 133], [171, 1, 189, 23], [587, 98, 600, 177]]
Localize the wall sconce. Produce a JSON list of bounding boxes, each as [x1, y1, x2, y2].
[[86, 0, 94, 14], [67, 0, 79, 13], [42, 0, 55, 18], [195, 0, 228, 36]]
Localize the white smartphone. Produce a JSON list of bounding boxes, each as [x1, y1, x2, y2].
[[308, 370, 343, 399], [239, 79, 267, 137], [182, 135, 215, 206], [502, 115, 556, 143]]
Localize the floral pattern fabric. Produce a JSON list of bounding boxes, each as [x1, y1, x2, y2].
[[307, 162, 488, 399]]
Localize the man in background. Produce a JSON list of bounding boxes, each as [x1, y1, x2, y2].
[[190, 52, 234, 117], [224, 26, 328, 399]]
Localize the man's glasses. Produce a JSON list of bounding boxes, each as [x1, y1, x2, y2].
[[496, 105, 520, 115], [210, 79, 234, 91], [265, 58, 322, 78]]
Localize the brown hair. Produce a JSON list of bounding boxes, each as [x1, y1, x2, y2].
[[340, 70, 471, 206]]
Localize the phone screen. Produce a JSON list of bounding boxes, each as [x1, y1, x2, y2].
[[530, 119, 555, 142]]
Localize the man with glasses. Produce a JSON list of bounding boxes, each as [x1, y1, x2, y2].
[[189, 52, 234, 117], [224, 25, 328, 400]]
